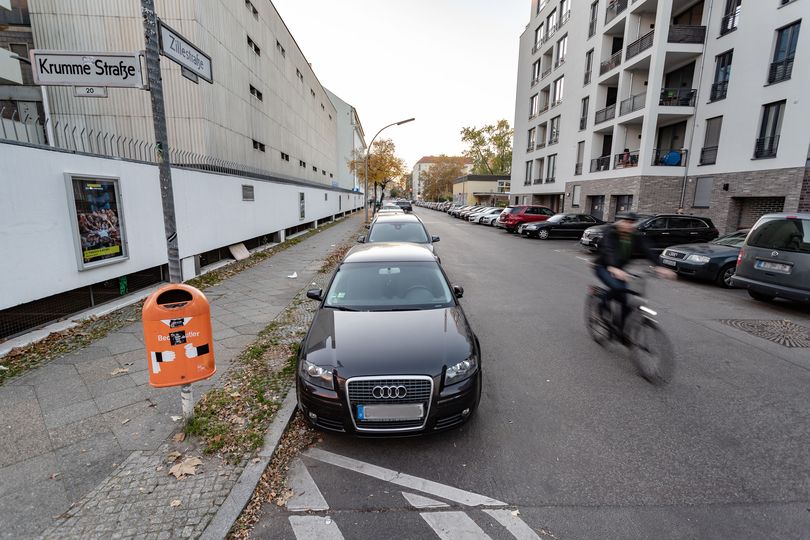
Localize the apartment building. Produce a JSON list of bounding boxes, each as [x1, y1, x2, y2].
[[412, 155, 473, 200], [325, 88, 366, 192], [512, 0, 810, 232]]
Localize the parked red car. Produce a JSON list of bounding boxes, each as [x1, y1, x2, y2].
[[498, 205, 555, 232]]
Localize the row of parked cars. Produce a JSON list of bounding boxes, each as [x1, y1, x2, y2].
[[416, 200, 810, 303]]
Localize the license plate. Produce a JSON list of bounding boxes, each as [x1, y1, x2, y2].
[[581, 238, 592, 245], [755, 260, 791, 274], [357, 403, 424, 421], [661, 258, 677, 267]]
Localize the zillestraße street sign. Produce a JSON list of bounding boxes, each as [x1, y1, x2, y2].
[[158, 20, 213, 83], [30, 50, 144, 88]]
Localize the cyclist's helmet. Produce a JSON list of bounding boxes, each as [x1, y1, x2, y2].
[[615, 211, 640, 221]]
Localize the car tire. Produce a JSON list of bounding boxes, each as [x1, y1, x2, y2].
[[537, 229, 550, 240], [748, 290, 775, 302], [716, 264, 736, 288]]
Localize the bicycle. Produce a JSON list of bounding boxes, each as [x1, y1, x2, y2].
[[585, 269, 675, 385]]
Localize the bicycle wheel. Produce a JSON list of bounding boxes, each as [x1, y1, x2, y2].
[[585, 292, 610, 345], [628, 314, 674, 385]]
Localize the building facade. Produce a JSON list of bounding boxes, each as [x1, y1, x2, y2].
[[452, 175, 511, 205], [412, 155, 473, 200], [325, 88, 366, 192], [512, 0, 810, 231]]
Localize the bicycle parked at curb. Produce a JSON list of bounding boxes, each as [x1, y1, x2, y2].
[[585, 269, 675, 385]]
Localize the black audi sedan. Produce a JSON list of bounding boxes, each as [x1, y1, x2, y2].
[[658, 229, 749, 288], [296, 243, 481, 435], [521, 213, 604, 239]]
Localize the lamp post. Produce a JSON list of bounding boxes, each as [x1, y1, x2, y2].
[[364, 117, 414, 221]]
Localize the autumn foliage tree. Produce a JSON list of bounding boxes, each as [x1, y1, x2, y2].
[[349, 138, 406, 206], [460, 119, 513, 175], [420, 156, 466, 201]]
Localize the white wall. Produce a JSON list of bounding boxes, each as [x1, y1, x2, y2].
[[0, 143, 361, 310]]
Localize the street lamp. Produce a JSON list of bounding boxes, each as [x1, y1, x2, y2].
[[364, 117, 414, 221], [8, 53, 54, 147]]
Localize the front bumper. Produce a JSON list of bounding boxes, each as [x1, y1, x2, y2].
[[658, 256, 718, 281], [297, 371, 481, 435]]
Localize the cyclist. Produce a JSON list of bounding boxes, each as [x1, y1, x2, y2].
[[594, 212, 675, 341]]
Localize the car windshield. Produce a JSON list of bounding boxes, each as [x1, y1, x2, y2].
[[368, 222, 429, 243], [394, 201, 409, 207], [711, 232, 747, 248], [747, 217, 810, 254], [546, 215, 565, 223], [504, 207, 521, 214], [324, 262, 455, 311]]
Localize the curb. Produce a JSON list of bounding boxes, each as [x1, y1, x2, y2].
[[199, 387, 298, 540]]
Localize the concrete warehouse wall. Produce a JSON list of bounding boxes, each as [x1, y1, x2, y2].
[[0, 143, 362, 310]]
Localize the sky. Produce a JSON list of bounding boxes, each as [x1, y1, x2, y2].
[[271, 0, 529, 170]]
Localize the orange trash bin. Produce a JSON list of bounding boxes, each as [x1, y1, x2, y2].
[[142, 284, 216, 387]]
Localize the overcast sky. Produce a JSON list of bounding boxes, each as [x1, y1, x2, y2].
[[271, 0, 528, 170]]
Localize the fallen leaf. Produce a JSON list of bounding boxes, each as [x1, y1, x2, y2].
[[166, 451, 182, 462], [173, 432, 186, 443], [229, 415, 246, 426], [511, 509, 521, 517], [251, 457, 261, 464], [169, 457, 203, 479], [230, 392, 240, 398], [170, 499, 182, 507], [170, 415, 182, 422], [110, 368, 129, 376], [121, 418, 130, 425]]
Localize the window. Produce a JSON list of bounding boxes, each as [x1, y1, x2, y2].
[[549, 116, 560, 144], [580, 97, 589, 130], [524, 161, 533, 186], [528, 127, 537, 149], [711, 50, 733, 101], [247, 36, 261, 55], [537, 0, 548, 15], [720, 0, 740, 36], [560, 0, 570, 18], [313, 165, 318, 172], [252, 140, 265, 152], [769, 21, 800, 84], [299, 192, 305, 220], [245, 0, 258, 18], [647, 218, 668, 230], [700, 116, 722, 165], [322, 170, 327, 175], [249, 84, 263, 101], [546, 154, 557, 183], [555, 35, 568, 67], [572, 184, 582, 206], [584, 49, 594, 85], [321, 103, 325, 110], [534, 158, 544, 184], [546, 9, 557, 36], [296, 68, 304, 82], [242, 184, 255, 201], [276, 40, 286, 57], [529, 94, 539, 117], [588, 1, 598, 37], [299, 160, 306, 168], [755, 100, 785, 158], [552, 76, 564, 105], [693, 178, 713, 208], [534, 24, 544, 48], [575, 141, 585, 175], [532, 60, 541, 83], [311, 88, 316, 98], [747, 216, 810, 254]]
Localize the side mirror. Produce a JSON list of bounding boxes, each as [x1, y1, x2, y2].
[[452, 285, 464, 298], [306, 289, 323, 301], [431, 235, 440, 242], [357, 235, 366, 243]]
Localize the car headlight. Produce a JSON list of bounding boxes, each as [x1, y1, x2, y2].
[[301, 360, 334, 389], [685, 254, 711, 264], [444, 355, 478, 385]]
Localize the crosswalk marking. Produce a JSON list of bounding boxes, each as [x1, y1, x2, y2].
[[286, 458, 329, 512], [288, 516, 345, 539], [483, 509, 542, 540], [420, 511, 492, 540], [304, 448, 506, 507], [402, 491, 450, 509]]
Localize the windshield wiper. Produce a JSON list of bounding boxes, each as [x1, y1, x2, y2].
[[377, 307, 424, 312], [326, 305, 360, 312]]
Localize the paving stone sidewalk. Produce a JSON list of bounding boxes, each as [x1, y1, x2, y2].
[[0, 213, 362, 540]]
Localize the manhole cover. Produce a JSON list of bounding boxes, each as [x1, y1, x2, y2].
[[720, 319, 810, 348]]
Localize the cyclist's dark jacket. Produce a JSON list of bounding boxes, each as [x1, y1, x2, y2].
[[595, 225, 659, 269]]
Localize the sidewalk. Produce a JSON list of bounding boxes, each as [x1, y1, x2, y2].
[[0, 213, 362, 540]]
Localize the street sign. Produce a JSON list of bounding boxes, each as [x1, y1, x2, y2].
[[158, 20, 213, 83], [73, 86, 108, 98], [30, 50, 144, 88]]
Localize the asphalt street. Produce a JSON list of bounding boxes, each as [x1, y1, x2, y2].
[[255, 208, 810, 539]]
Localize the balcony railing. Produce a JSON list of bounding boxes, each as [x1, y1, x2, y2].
[[667, 25, 706, 44], [590, 155, 612, 172], [548, 132, 559, 145], [554, 56, 566, 69], [651, 148, 687, 167], [600, 50, 622, 75], [531, 76, 540, 87], [588, 18, 597, 38], [605, 0, 628, 24], [614, 150, 640, 169], [659, 88, 696, 107], [626, 30, 654, 60], [575, 162, 583, 175], [542, 66, 553, 79], [579, 116, 587, 130], [532, 42, 541, 54], [560, 10, 571, 27], [545, 176, 556, 184], [768, 57, 794, 84], [536, 140, 547, 150], [533, 176, 543, 185], [709, 80, 728, 102], [550, 98, 563, 108], [619, 92, 646, 115], [584, 69, 592, 85], [594, 104, 616, 124], [546, 23, 559, 41], [527, 143, 536, 153], [754, 136, 779, 159], [699, 146, 718, 165], [720, 12, 739, 36], [539, 102, 550, 114]]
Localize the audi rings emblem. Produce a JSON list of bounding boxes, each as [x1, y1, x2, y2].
[[372, 385, 407, 399]]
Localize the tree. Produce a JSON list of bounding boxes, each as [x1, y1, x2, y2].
[[419, 156, 465, 202], [348, 138, 407, 207], [460, 119, 513, 175]]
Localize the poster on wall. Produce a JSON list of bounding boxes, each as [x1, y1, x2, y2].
[[68, 175, 128, 268]]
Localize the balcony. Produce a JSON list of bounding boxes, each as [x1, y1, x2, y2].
[[768, 57, 794, 84], [659, 88, 696, 107], [591, 155, 612, 172], [619, 92, 646, 116], [667, 25, 706, 44], [600, 50, 622, 75], [699, 146, 718, 165], [594, 104, 617, 124], [605, 0, 628, 24], [579, 116, 587, 130], [614, 150, 640, 169], [720, 12, 739, 36], [575, 162, 583, 175], [651, 148, 687, 167], [626, 30, 654, 60], [709, 80, 728, 102], [753, 136, 779, 159]]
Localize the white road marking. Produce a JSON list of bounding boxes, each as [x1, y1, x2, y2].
[[401, 491, 449, 509], [304, 448, 506, 507], [483, 509, 542, 540], [420, 511, 492, 540], [288, 516, 344, 539], [285, 458, 329, 512], [576, 256, 591, 263]]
